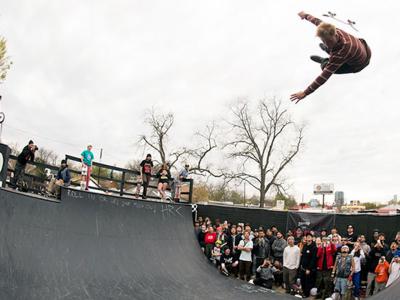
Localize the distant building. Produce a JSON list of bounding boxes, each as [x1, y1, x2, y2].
[[335, 191, 344, 207], [309, 199, 319, 208], [341, 200, 366, 212]]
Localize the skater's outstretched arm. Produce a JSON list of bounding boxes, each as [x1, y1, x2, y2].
[[298, 11, 322, 26], [291, 50, 349, 103]]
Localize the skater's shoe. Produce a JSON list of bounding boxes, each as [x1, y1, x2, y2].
[[310, 55, 326, 64], [319, 43, 329, 52]]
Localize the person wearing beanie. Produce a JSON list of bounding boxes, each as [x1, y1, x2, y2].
[[10, 141, 38, 189]]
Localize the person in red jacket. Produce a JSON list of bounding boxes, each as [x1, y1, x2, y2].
[[315, 237, 336, 300], [374, 256, 390, 294], [204, 226, 217, 259]]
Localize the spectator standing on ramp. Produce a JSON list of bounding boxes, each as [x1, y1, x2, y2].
[[80, 144, 94, 190], [173, 164, 190, 201], [156, 163, 171, 201], [140, 154, 153, 199], [10, 140, 38, 189], [290, 11, 372, 103]]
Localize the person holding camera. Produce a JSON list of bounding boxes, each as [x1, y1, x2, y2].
[[139, 154, 153, 199], [315, 236, 336, 300], [350, 242, 365, 300], [374, 256, 390, 294], [10, 140, 38, 189], [250, 258, 276, 289], [366, 238, 387, 296]]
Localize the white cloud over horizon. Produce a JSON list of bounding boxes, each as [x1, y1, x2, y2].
[[1, 0, 399, 203]]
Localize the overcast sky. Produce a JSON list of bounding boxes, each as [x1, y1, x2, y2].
[[1, 0, 399, 203]]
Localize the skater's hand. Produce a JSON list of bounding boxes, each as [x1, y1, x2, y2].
[[305, 269, 310, 275], [298, 11, 307, 19], [290, 91, 306, 103]]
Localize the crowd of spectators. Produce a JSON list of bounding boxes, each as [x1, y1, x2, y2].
[[194, 217, 400, 299]]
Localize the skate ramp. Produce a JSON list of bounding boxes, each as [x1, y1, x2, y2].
[[0, 188, 292, 300]]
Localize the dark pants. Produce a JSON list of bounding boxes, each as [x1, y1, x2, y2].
[[142, 174, 151, 198], [274, 270, 283, 287], [204, 244, 213, 259], [254, 278, 273, 289], [300, 269, 315, 297], [239, 260, 252, 281], [283, 267, 297, 292], [320, 39, 371, 74], [11, 161, 25, 188], [316, 270, 333, 299]]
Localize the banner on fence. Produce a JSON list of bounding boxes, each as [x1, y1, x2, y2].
[[287, 211, 335, 232]]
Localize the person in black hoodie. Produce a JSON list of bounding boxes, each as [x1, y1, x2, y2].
[[300, 233, 317, 298], [10, 140, 38, 189], [197, 224, 207, 252]]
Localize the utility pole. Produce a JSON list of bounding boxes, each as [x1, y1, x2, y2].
[[97, 148, 103, 185], [243, 182, 246, 207]]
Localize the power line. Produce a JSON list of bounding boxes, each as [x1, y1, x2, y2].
[[2, 123, 132, 163]]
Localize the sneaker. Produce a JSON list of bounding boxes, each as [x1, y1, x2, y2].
[[310, 55, 326, 64], [248, 279, 254, 285], [319, 43, 329, 52]]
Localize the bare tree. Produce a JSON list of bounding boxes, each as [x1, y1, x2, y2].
[[139, 109, 188, 169], [0, 37, 12, 83], [187, 122, 225, 178], [35, 148, 59, 166], [224, 98, 304, 208]]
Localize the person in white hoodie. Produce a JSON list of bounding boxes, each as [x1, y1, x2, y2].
[[283, 236, 300, 293], [386, 255, 400, 287], [350, 242, 365, 300]]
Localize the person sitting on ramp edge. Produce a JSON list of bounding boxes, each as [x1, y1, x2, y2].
[[290, 11, 372, 103]]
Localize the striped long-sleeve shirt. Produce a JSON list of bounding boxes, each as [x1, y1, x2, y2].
[[304, 14, 371, 96]]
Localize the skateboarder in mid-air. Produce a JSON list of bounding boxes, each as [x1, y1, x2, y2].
[[290, 11, 372, 103]]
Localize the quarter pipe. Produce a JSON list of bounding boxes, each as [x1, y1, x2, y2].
[[0, 188, 293, 300]]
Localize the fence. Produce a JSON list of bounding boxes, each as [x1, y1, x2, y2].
[[5, 153, 193, 203], [197, 204, 400, 242]]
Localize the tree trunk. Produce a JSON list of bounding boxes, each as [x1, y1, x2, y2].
[[259, 191, 265, 208]]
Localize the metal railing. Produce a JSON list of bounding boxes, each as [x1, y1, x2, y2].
[[6, 154, 193, 203]]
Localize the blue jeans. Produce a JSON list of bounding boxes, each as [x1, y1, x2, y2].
[[353, 272, 361, 297], [335, 277, 348, 295]]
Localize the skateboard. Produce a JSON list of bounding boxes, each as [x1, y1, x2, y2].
[[323, 11, 359, 32]]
